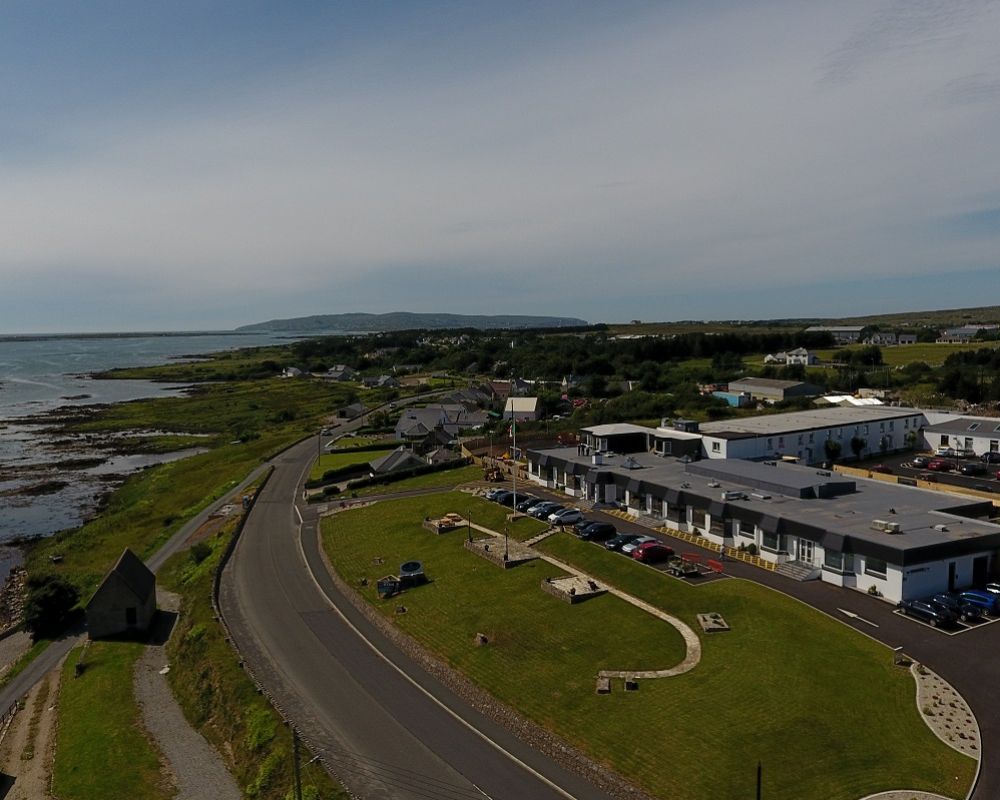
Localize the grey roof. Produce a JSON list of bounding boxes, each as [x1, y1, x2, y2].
[[805, 325, 865, 333], [88, 548, 155, 607], [582, 423, 655, 437], [923, 416, 1000, 436], [525, 446, 1000, 564], [729, 377, 811, 390], [699, 406, 921, 439], [370, 447, 424, 474]]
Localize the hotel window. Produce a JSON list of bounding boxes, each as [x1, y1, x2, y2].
[[865, 557, 887, 578], [797, 435, 803, 445], [761, 531, 779, 550], [808, 432, 814, 443], [766, 438, 773, 450], [904, 419, 909, 429], [738, 521, 754, 538], [778, 437, 784, 448]]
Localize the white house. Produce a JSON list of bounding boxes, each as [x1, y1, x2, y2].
[[504, 396, 541, 421]]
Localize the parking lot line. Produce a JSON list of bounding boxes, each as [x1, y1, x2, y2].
[[891, 608, 1000, 636]]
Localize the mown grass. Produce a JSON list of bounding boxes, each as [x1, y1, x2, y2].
[[159, 520, 346, 800], [346, 463, 483, 496], [53, 641, 171, 800], [815, 342, 996, 368], [324, 497, 975, 800], [322, 494, 688, 718], [310, 447, 395, 481]]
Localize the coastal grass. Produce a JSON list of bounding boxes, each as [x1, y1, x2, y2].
[[96, 345, 294, 382], [52, 641, 170, 800], [323, 498, 975, 800], [310, 447, 395, 481], [159, 520, 347, 800], [322, 493, 687, 707]]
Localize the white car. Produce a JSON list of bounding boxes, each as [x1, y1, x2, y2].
[[620, 535, 657, 555], [548, 507, 584, 526]]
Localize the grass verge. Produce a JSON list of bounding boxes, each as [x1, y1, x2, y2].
[[53, 641, 170, 800], [159, 517, 348, 800], [310, 447, 395, 481]]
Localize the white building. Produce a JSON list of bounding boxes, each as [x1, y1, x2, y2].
[[504, 396, 541, 421]]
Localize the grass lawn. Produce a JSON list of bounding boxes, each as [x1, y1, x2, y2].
[[815, 342, 996, 368], [310, 447, 395, 481], [345, 463, 484, 496], [324, 497, 975, 800], [322, 493, 688, 719], [53, 641, 170, 800]]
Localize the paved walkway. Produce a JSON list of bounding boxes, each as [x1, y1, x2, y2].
[[467, 522, 702, 680], [134, 590, 241, 800]]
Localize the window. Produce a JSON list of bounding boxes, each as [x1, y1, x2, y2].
[[865, 557, 887, 578], [940, 435, 949, 446], [824, 551, 843, 571], [889, 420, 894, 431], [904, 418, 909, 429], [712, 441, 721, 453], [738, 520, 754, 538], [797, 434, 803, 445], [766, 438, 772, 450], [761, 531, 779, 550], [808, 432, 814, 443], [778, 437, 784, 448], [969, 423, 980, 431], [125, 607, 137, 626], [991, 440, 999, 453]]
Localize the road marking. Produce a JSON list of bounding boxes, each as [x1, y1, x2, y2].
[[837, 608, 879, 627], [295, 513, 583, 800]]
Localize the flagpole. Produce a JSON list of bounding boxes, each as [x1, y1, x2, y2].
[[511, 338, 517, 515]]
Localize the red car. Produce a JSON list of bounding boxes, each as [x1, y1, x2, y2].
[[870, 464, 893, 474], [632, 542, 675, 563], [926, 459, 955, 472]]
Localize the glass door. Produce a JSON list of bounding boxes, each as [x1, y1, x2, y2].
[[798, 539, 814, 565]]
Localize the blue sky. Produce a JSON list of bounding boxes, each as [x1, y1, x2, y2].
[[1, 1, 999, 332]]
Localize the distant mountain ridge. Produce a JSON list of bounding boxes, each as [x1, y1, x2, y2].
[[237, 311, 590, 333]]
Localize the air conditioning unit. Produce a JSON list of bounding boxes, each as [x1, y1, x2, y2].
[[871, 519, 889, 531], [722, 490, 745, 501], [751, 492, 771, 500], [933, 523, 949, 532], [885, 522, 901, 533]]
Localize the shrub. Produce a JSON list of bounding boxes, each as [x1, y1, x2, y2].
[[23, 575, 80, 640]]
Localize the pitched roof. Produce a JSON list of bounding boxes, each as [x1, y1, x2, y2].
[[88, 548, 155, 607]]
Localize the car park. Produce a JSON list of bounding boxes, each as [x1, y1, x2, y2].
[[632, 541, 674, 563], [548, 507, 584, 525], [576, 522, 617, 542], [959, 462, 987, 476], [958, 589, 1000, 616], [620, 535, 658, 555], [926, 459, 955, 472], [605, 533, 641, 552], [928, 593, 982, 622], [898, 599, 957, 627], [911, 455, 931, 468]]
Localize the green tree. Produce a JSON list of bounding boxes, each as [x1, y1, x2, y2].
[[24, 575, 80, 639], [824, 438, 842, 464], [849, 436, 867, 461]]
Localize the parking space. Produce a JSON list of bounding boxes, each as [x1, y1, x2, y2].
[[891, 608, 1000, 636], [857, 452, 1000, 494]]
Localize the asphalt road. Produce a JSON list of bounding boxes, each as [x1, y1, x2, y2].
[[220, 429, 617, 800]]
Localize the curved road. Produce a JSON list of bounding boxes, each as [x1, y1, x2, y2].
[[220, 435, 617, 800]]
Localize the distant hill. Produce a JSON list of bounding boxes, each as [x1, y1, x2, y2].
[[237, 311, 589, 333]]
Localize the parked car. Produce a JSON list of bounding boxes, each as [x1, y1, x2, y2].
[[484, 487, 507, 501], [981, 452, 1000, 464], [497, 492, 521, 507], [524, 499, 556, 515], [576, 522, 617, 542], [959, 462, 987, 476], [898, 599, 957, 627], [926, 459, 955, 472], [549, 507, 584, 526], [632, 541, 675, 563], [605, 533, 641, 552], [620, 535, 658, 555], [928, 593, 982, 622], [911, 455, 932, 468], [983, 582, 1000, 595], [870, 464, 893, 474], [491, 490, 514, 505], [935, 447, 957, 458], [514, 496, 539, 512], [532, 503, 564, 520], [958, 589, 1000, 617]]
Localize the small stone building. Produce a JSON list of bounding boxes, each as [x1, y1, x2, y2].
[[86, 548, 156, 639]]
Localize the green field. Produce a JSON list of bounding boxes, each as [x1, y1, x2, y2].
[[342, 463, 484, 497], [53, 642, 170, 800], [816, 341, 996, 368], [311, 447, 395, 481], [322, 494, 975, 800]]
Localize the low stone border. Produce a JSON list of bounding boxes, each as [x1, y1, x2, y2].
[[912, 663, 980, 759]]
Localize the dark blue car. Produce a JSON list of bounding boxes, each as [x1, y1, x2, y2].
[[958, 589, 1000, 617]]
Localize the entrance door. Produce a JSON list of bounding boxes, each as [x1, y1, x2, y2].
[[973, 556, 988, 586], [948, 562, 957, 592], [798, 539, 814, 565]]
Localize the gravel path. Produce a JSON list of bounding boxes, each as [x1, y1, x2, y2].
[[134, 590, 241, 800]]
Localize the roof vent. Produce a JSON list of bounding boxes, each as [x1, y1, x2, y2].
[[933, 523, 949, 532], [885, 522, 901, 533], [871, 519, 889, 531], [707, 480, 721, 488], [750, 492, 771, 500], [722, 490, 745, 501]]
